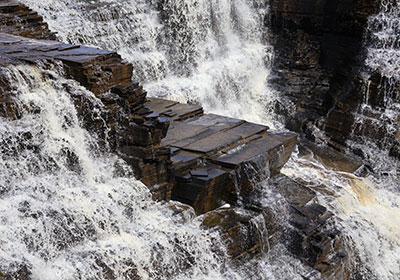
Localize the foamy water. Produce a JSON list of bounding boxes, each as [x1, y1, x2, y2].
[[13, 0, 400, 279], [0, 65, 235, 279], [22, 0, 279, 127]]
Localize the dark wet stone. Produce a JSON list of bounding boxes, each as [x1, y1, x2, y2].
[[190, 169, 208, 177]]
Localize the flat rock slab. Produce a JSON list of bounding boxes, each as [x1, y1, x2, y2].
[[190, 169, 209, 177], [212, 132, 297, 168], [0, 1, 56, 40], [144, 98, 179, 114], [0, 32, 134, 95], [145, 97, 203, 121], [182, 131, 242, 154], [145, 93, 297, 214], [227, 122, 268, 139], [184, 114, 244, 131], [170, 150, 201, 172], [167, 103, 203, 121], [161, 121, 211, 146], [0, 33, 111, 64]]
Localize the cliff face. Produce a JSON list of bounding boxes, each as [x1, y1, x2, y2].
[[267, 0, 378, 149]]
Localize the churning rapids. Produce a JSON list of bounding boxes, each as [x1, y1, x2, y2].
[[0, 0, 399, 279]]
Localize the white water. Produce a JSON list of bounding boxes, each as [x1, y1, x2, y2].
[[282, 147, 400, 280], [0, 65, 235, 280], [0, 64, 313, 279], [355, 0, 400, 152], [366, 0, 400, 79], [10, 0, 400, 279], [23, 0, 278, 127]]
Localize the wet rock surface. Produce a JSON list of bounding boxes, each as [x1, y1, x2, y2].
[[202, 207, 273, 263], [267, 0, 378, 151], [0, 32, 171, 189], [199, 174, 352, 278], [0, 33, 136, 96], [0, 0, 56, 40], [273, 177, 347, 279]]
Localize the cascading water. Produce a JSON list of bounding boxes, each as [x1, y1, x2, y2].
[[347, 0, 400, 157], [282, 148, 400, 280], [366, 0, 400, 79], [10, 0, 400, 279], [0, 64, 315, 279], [22, 0, 278, 126], [0, 65, 235, 280]]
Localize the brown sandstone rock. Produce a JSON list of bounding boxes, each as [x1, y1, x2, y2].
[[0, 0, 56, 40], [145, 98, 297, 214]]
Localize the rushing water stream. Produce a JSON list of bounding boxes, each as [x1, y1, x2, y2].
[[22, 0, 277, 126], [0, 65, 235, 279], [2, 0, 400, 279]]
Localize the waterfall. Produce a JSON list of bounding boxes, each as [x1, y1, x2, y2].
[[282, 149, 400, 280], [346, 0, 400, 157], [22, 0, 279, 127], [0, 65, 235, 279], [366, 0, 400, 79], [12, 0, 400, 279], [0, 64, 317, 279]]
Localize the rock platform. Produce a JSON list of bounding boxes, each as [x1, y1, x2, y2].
[[144, 98, 297, 214]]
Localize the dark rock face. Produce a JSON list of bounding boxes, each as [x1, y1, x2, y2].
[[269, 175, 351, 279], [202, 208, 274, 263], [267, 0, 378, 150], [200, 174, 352, 278], [346, 72, 400, 154]]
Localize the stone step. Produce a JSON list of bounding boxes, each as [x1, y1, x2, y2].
[[144, 98, 297, 214], [0, 33, 136, 98], [145, 97, 203, 121]]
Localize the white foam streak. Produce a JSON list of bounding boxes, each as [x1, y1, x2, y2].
[[17, 0, 400, 279]]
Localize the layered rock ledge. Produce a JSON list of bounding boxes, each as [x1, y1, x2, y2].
[[0, 0, 55, 40], [0, 30, 303, 275], [142, 98, 297, 213], [0, 0, 355, 278], [267, 0, 378, 151]]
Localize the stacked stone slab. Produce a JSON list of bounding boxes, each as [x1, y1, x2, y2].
[[0, 0, 56, 40], [144, 97, 297, 214]]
